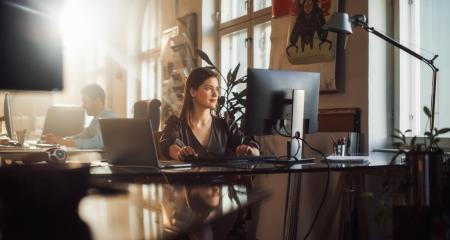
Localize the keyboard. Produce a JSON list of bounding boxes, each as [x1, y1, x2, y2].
[[189, 155, 313, 166]]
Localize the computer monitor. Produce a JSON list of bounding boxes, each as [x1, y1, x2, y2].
[[0, 93, 14, 139], [245, 68, 320, 135], [0, 0, 63, 91], [244, 68, 320, 159]]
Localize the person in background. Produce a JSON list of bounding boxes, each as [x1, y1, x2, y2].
[[42, 83, 117, 149], [160, 67, 259, 161]]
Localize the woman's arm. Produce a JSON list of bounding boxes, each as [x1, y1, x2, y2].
[[222, 115, 261, 156]]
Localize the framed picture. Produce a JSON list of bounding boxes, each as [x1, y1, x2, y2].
[[285, 0, 346, 93]]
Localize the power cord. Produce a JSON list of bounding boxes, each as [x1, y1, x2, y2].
[[272, 122, 301, 161], [297, 135, 330, 240], [272, 121, 330, 240]]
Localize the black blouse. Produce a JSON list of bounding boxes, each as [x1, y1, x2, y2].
[[159, 115, 259, 160]]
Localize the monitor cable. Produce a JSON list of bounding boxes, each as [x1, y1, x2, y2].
[[274, 121, 331, 240]]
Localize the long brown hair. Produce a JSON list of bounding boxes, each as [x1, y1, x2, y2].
[[179, 67, 218, 122]]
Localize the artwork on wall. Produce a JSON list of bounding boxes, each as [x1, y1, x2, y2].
[[284, 0, 345, 93]]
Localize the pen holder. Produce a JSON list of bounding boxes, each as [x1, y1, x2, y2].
[[333, 143, 347, 156]]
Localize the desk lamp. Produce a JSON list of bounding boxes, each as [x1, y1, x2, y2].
[[323, 13, 439, 133]]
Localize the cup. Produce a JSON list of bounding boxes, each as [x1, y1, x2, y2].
[[334, 143, 347, 156], [15, 129, 27, 146]]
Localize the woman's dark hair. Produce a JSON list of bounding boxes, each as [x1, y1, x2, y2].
[[179, 67, 218, 121]]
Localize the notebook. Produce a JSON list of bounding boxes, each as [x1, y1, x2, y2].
[[99, 118, 191, 168]]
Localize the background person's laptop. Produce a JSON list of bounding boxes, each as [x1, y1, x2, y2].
[[99, 118, 191, 168]]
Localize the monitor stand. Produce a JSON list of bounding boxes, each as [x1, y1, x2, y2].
[[289, 89, 304, 160], [283, 89, 307, 239]]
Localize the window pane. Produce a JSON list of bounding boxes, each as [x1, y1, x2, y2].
[[220, 29, 247, 119], [253, 21, 271, 69], [420, 0, 450, 136], [141, 0, 160, 51], [141, 59, 159, 99], [221, 29, 248, 84], [253, 0, 271, 12], [221, 0, 247, 23]]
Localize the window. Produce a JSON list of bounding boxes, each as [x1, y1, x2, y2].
[[140, 0, 162, 100], [218, 0, 272, 92], [397, 0, 450, 137]]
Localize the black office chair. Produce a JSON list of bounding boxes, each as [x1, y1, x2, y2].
[[133, 99, 163, 158], [42, 106, 85, 137], [133, 99, 161, 132]]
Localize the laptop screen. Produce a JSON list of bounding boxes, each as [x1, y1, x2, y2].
[[99, 118, 159, 166]]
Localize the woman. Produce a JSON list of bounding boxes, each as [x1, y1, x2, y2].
[[160, 67, 259, 161]]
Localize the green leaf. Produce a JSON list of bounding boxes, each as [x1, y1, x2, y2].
[[204, 66, 216, 70], [423, 106, 432, 118], [410, 136, 417, 146], [226, 69, 232, 85], [196, 49, 215, 67], [404, 129, 412, 133], [424, 132, 432, 137], [231, 63, 240, 84], [436, 128, 450, 135], [393, 128, 403, 135]]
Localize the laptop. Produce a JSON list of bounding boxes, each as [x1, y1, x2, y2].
[[99, 118, 191, 168]]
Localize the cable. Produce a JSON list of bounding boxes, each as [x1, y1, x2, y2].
[[297, 136, 330, 240], [272, 121, 301, 161], [271, 120, 331, 239]]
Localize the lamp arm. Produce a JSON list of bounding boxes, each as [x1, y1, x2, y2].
[[355, 19, 439, 133]]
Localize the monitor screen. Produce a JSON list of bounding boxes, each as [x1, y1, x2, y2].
[[0, 0, 63, 91], [0, 93, 14, 139], [244, 68, 320, 136]]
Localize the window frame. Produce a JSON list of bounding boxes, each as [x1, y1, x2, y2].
[[396, 0, 450, 145], [216, 0, 272, 72]]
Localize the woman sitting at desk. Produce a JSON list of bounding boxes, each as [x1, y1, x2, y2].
[[160, 67, 259, 161]]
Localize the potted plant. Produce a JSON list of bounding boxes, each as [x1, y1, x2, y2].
[[391, 106, 450, 207], [196, 49, 247, 126]]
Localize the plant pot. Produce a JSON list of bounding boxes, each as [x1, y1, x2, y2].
[[405, 150, 444, 207]]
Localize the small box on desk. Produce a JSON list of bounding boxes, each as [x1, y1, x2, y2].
[[318, 108, 361, 132]]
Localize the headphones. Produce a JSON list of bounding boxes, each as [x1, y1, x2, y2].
[[22, 148, 67, 165]]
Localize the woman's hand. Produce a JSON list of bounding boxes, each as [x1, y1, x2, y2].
[[177, 146, 198, 161], [235, 144, 260, 156]]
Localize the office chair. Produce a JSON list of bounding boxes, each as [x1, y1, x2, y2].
[[42, 106, 85, 137], [133, 99, 164, 159], [133, 99, 161, 132]]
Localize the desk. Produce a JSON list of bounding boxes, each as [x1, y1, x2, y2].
[[0, 144, 103, 165], [80, 182, 268, 240], [88, 152, 402, 181], [87, 152, 403, 239], [0, 163, 268, 240], [0, 152, 404, 239]]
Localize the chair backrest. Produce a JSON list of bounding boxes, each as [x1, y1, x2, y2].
[[133, 99, 161, 132], [42, 105, 85, 137]]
